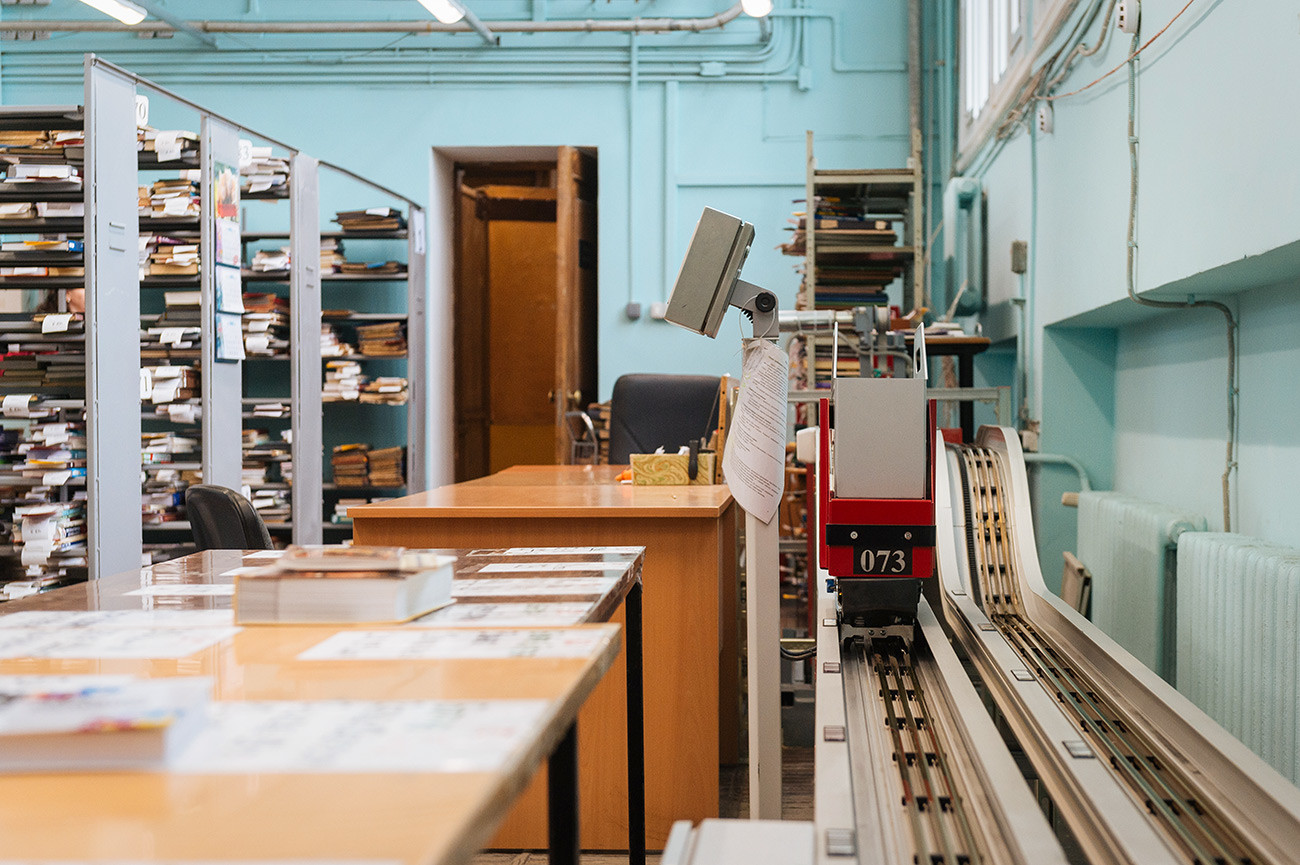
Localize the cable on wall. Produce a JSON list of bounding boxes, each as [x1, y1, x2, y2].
[[1119, 25, 1238, 532]]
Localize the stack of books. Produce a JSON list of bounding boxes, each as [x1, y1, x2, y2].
[[141, 486, 186, 526], [0, 240, 85, 281], [356, 321, 406, 357], [320, 323, 355, 358], [241, 147, 289, 195], [137, 128, 199, 163], [142, 365, 200, 405], [368, 446, 406, 488], [323, 360, 363, 402], [249, 488, 290, 523], [250, 247, 290, 274], [0, 162, 82, 192], [360, 376, 408, 405], [320, 238, 345, 272], [242, 300, 289, 359], [140, 175, 200, 219], [147, 240, 200, 278], [141, 324, 201, 362], [19, 425, 87, 481], [242, 429, 291, 489], [233, 545, 456, 625], [14, 500, 87, 580], [331, 443, 369, 487], [333, 207, 406, 232], [339, 260, 406, 276], [330, 498, 368, 524]]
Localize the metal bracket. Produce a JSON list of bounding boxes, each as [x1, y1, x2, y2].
[[730, 278, 778, 339]]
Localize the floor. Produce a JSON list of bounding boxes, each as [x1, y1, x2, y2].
[[472, 746, 814, 865]]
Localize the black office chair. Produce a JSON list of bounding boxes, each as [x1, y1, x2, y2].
[[185, 484, 274, 551], [607, 373, 722, 465]]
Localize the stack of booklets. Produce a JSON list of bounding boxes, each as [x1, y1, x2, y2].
[[323, 360, 363, 402], [250, 487, 290, 523], [320, 323, 355, 358], [330, 497, 370, 524], [0, 677, 211, 771], [242, 428, 291, 489], [0, 200, 83, 220], [320, 238, 345, 272], [333, 207, 406, 232], [242, 315, 289, 358], [19, 425, 87, 481], [142, 365, 200, 404], [367, 446, 406, 488], [149, 242, 200, 277], [0, 129, 62, 157], [158, 289, 201, 325], [234, 545, 456, 625], [14, 500, 87, 577], [0, 239, 84, 275], [142, 485, 186, 526], [241, 147, 289, 195], [141, 175, 200, 219], [138, 128, 199, 163], [331, 443, 369, 486], [356, 321, 406, 357], [338, 259, 406, 276], [141, 324, 201, 362], [0, 162, 82, 192], [360, 376, 408, 405], [250, 247, 290, 274]]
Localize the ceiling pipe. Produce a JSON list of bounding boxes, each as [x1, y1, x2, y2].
[[131, 0, 218, 48], [0, 4, 745, 37]]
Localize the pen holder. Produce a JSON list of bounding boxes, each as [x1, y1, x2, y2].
[[630, 452, 716, 485]]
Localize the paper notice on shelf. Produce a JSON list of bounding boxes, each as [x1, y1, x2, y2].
[[0, 610, 234, 629], [216, 218, 241, 267], [0, 626, 239, 659], [39, 424, 69, 445], [41, 313, 72, 334], [125, 584, 236, 597], [41, 470, 71, 487], [2, 394, 34, 418], [469, 546, 643, 557], [477, 561, 630, 574], [158, 327, 187, 346], [410, 602, 594, 628], [215, 263, 243, 312], [299, 628, 611, 661], [244, 333, 270, 354], [174, 699, 550, 774], [155, 130, 183, 162], [451, 576, 618, 598], [168, 403, 198, 424], [721, 338, 789, 523]]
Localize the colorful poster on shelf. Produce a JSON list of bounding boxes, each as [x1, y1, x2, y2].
[[214, 161, 239, 220]]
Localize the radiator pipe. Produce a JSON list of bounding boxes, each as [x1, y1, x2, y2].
[[1022, 452, 1092, 493]]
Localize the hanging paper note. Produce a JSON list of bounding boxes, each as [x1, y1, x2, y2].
[[721, 338, 789, 524]]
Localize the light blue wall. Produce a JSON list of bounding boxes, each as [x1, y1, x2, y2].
[[958, 0, 1300, 584], [1, 0, 913, 401]]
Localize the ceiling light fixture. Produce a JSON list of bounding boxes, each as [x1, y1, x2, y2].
[[416, 0, 466, 25], [75, 0, 148, 26], [740, 0, 774, 17]]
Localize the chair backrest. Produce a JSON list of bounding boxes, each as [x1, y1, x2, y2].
[[608, 373, 721, 465], [185, 484, 274, 551]]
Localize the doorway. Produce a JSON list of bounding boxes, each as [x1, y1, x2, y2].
[[449, 147, 597, 481]]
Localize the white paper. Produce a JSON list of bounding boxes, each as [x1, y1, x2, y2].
[[244, 333, 270, 353], [40, 470, 71, 487], [477, 561, 630, 573], [1, 394, 34, 418], [158, 327, 187, 345], [155, 130, 182, 162], [0, 627, 239, 659], [167, 403, 198, 424], [217, 312, 245, 361], [451, 576, 618, 598], [721, 338, 789, 523], [243, 550, 285, 560], [411, 602, 594, 628], [468, 546, 643, 557], [216, 219, 242, 267], [125, 584, 236, 597], [299, 628, 611, 661], [215, 264, 244, 312], [40, 313, 72, 334], [0, 673, 137, 693], [174, 699, 549, 774], [0, 610, 233, 629]]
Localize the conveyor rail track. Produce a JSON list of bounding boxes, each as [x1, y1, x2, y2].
[[956, 445, 1264, 865]]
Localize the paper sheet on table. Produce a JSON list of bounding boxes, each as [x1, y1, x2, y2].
[[410, 601, 594, 628], [721, 338, 789, 523], [451, 576, 617, 598], [125, 584, 236, 597], [468, 546, 643, 557], [477, 561, 630, 573], [298, 628, 611, 661], [0, 610, 234, 629], [0, 626, 239, 659], [174, 699, 550, 774]]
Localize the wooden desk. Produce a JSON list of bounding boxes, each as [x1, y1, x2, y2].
[[351, 465, 740, 849], [0, 550, 629, 865]]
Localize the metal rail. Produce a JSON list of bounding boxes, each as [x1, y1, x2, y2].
[[956, 445, 1263, 865]]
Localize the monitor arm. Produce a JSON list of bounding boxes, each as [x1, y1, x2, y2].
[[730, 279, 779, 339]]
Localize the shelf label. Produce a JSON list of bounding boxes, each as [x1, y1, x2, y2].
[[41, 313, 72, 334]]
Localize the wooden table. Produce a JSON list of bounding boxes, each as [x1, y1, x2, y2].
[[0, 549, 635, 864], [350, 464, 740, 849]]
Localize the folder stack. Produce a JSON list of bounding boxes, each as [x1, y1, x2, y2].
[[367, 446, 406, 488], [323, 360, 363, 402], [356, 321, 406, 357], [333, 207, 406, 232], [360, 376, 408, 405], [331, 443, 370, 487]]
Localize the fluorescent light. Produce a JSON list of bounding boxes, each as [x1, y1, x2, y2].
[[76, 0, 148, 26], [417, 0, 466, 24], [741, 0, 774, 17]]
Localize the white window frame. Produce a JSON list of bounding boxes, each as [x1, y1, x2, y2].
[[957, 0, 1077, 170]]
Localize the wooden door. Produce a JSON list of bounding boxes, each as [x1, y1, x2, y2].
[[553, 146, 598, 462]]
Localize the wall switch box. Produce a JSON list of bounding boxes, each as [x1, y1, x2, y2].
[[1117, 0, 1139, 33], [625, 301, 642, 320], [1037, 103, 1053, 135]]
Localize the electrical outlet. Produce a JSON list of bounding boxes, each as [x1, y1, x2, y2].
[[1117, 0, 1139, 34], [1036, 102, 1053, 135]]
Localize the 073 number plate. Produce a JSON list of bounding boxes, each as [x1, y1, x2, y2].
[[853, 546, 912, 576]]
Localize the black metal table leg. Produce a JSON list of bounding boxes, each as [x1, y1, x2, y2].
[[959, 352, 975, 441], [626, 579, 646, 865], [548, 722, 580, 865]]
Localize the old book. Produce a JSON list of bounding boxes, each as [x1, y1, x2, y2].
[[234, 546, 456, 625]]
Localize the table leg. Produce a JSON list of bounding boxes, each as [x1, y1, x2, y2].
[[548, 722, 580, 865], [959, 353, 975, 442], [626, 580, 646, 865]]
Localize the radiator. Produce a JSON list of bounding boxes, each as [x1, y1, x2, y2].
[[1077, 491, 1206, 680], [1177, 533, 1300, 783]]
